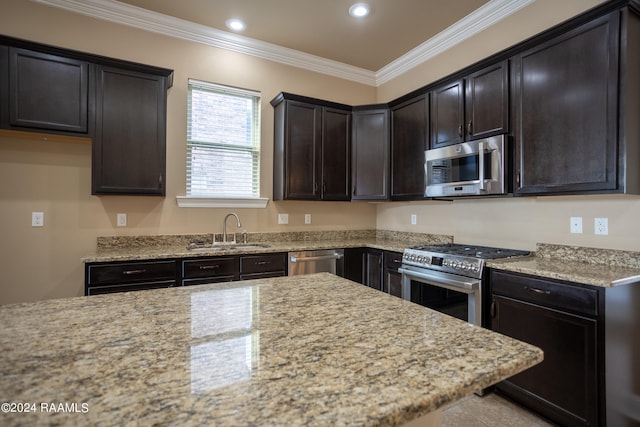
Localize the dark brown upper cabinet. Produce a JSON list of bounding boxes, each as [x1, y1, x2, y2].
[[351, 105, 390, 201], [511, 9, 638, 196], [430, 60, 508, 149], [4, 47, 90, 134], [92, 66, 168, 196], [322, 107, 351, 200], [271, 93, 351, 201], [1, 36, 173, 197], [390, 94, 428, 200]]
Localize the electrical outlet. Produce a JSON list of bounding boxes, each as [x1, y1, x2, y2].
[[278, 213, 289, 225], [570, 217, 582, 234], [411, 214, 417, 225], [117, 213, 127, 227], [594, 217, 608, 235], [304, 214, 312, 224], [32, 212, 44, 227]]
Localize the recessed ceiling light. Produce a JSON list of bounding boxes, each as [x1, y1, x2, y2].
[[349, 3, 370, 18], [225, 18, 246, 31]]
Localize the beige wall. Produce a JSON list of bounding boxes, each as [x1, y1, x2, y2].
[[376, 0, 640, 253], [0, 0, 378, 304], [1, 0, 638, 305]]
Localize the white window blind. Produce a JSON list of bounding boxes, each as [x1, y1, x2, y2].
[[187, 79, 261, 198]]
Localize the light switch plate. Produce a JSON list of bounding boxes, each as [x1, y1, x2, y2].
[[278, 213, 289, 225], [117, 213, 127, 227], [570, 217, 582, 234], [411, 214, 417, 225], [304, 214, 311, 224]]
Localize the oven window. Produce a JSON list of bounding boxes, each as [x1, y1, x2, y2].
[[429, 152, 492, 184], [410, 281, 468, 322]]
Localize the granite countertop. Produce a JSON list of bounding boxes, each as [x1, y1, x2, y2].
[[81, 230, 453, 263], [487, 243, 640, 288], [0, 273, 542, 427]]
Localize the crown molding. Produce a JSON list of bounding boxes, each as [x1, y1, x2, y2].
[[33, 0, 534, 87], [376, 0, 535, 85]]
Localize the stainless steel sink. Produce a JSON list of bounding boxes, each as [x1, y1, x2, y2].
[[186, 244, 270, 252]]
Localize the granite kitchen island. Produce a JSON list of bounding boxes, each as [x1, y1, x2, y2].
[[0, 273, 542, 426]]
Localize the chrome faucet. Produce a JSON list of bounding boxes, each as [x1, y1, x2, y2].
[[222, 213, 242, 244]]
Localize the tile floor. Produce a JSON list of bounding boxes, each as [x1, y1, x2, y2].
[[442, 392, 554, 426]]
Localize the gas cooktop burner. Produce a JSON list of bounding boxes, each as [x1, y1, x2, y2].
[[410, 243, 530, 260], [402, 243, 530, 279]]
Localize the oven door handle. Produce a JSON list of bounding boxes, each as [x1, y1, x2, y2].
[[398, 267, 480, 292]]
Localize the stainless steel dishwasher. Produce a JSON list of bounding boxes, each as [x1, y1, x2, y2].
[[288, 249, 344, 276]]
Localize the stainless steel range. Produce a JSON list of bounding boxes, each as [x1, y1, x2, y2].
[[399, 244, 529, 327]]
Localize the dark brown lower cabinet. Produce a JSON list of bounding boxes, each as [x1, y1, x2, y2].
[[239, 253, 287, 280], [490, 270, 602, 427], [344, 248, 403, 298], [365, 249, 383, 291], [86, 253, 287, 294], [383, 251, 403, 298], [85, 259, 178, 295], [182, 256, 239, 286]]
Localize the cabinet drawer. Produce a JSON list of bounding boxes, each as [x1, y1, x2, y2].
[[182, 257, 238, 279], [87, 280, 175, 295], [491, 270, 598, 316], [87, 260, 177, 285], [240, 253, 286, 274], [384, 251, 403, 270]]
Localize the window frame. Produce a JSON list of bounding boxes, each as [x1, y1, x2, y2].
[[178, 79, 268, 208]]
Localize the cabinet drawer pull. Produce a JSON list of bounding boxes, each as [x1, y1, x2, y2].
[[122, 269, 147, 275], [525, 286, 551, 295], [256, 261, 271, 265], [199, 265, 220, 270]]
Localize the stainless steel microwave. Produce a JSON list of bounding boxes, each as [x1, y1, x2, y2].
[[424, 135, 507, 197]]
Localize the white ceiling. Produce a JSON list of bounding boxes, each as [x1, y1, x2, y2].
[[34, 0, 536, 85]]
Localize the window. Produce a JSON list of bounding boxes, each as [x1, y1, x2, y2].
[[185, 79, 262, 202]]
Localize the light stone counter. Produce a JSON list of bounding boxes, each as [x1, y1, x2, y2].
[[487, 243, 640, 287], [0, 273, 542, 427], [81, 230, 453, 263]]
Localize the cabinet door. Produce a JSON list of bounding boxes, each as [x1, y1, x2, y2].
[[322, 107, 351, 200], [240, 253, 286, 275], [512, 12, 619, 195], [343, 247, 366, 284], [430, 79, 464, 148], [93, 66, 167, 195], [85, 260, 177, 295], [493, 295, 598, 427], [351, 108, 389, 200], [391, 95, 428, 200], [365, 249, 383, 291], [284, 101, 322, 199], [383, 251, 403, 297], [182, 257, 238, 280], [465, 60, 508, 140], [8, 48, 89, 133]]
